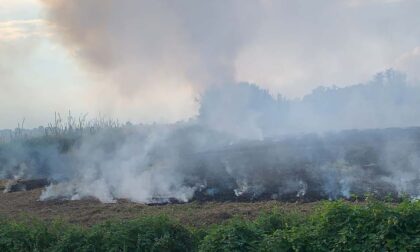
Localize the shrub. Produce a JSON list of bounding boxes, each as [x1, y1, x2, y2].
[[0, 216, 195, 252], [254, 210, 288, 234], [199, 218, 262, 252], [0, 201, 419, 251], [88, 216, 195, 252], [0, 219, 54, 252], [259, 200, 420, 252]]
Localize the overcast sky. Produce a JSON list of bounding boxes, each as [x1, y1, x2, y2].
[[1, 0, 420, 129]]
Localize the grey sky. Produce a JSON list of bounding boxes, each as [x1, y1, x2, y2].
[[1, 0, 420, 128]]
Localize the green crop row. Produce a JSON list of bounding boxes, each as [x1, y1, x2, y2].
[[0, 199, 419, 251]]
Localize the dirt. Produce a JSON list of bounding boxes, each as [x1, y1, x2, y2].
[[0, 188, 319, 227]]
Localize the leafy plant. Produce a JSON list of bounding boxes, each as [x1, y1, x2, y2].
[[0, 201, 419, 251]]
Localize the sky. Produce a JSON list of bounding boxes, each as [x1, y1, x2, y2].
[[0, 0, 420, 129]]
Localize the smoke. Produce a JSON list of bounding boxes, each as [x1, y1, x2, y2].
[[1, 70, 420, 203], [36, 123, 420, 203], [39, 124, 232, 203], [197, 83, 282, 139], [4, 0, 420, 129], [40, 0, 420, 98], [3, 0, 420, 203], [198, 70, 420, 138], [397, 47, 420, 82], [41, 0, 262, 94]]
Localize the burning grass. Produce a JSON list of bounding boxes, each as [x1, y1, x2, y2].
[[2, 125, 420, 204]]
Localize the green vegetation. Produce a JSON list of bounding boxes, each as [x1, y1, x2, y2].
[[0, 199, 419, 251]]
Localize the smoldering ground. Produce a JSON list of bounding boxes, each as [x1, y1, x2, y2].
[[1, 70, 420, 203]]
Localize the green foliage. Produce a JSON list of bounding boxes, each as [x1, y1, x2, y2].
[[0, 218, 55, 252], [87, 216, 195, 252], [254, 210, 289, 234], [0, 216, 195, 252], [260, 200, 420, 252], [199, 217, 263, 252], [0, 201, 419, 252]]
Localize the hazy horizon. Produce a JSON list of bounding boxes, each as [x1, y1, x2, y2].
[[2, 0, 420, 128]]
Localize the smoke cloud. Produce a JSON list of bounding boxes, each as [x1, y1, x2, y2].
[[198, 70, 420, 138], [41, 0, 262, 94], [3, 0, 420, 128], [2, 1, 420, 203], [1, 70, 420, 203]]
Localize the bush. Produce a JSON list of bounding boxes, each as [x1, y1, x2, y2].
[[260, 200, 420, 252], [0, 218, 55, 252], [87, 216, 195, 252], [199, 218, 262, 252], [0, 201, 419, 251], [0, 216, 195, 252], [254, 210, 289, 234]]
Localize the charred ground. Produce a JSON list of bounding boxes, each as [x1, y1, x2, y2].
[[0, 188, 316, 227], [1, 126, 420, 204]]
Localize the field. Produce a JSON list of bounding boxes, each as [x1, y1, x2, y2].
[[1, 122, 420, 250], [0, 189, 419, 251], [0, 188, 316, 227]]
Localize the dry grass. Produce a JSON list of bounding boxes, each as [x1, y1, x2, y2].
[[0, 188, 318, 227]]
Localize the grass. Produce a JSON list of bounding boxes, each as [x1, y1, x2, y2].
[[0, 199, 418, 251]]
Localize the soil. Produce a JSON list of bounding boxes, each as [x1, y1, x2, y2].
[[0, 188, 318, 227]]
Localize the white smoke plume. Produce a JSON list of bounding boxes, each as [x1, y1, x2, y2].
[[41, 0, 262, 94], [1, 70, 420, 203], [198, 70, 420, 138]]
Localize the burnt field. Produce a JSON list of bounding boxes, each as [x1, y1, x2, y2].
[[0, 188, 418, 252], [1, 126, 420, 204], [185, 127, 420, 202], [0, 187, 316, 227], [0, 129, 419, 251]]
